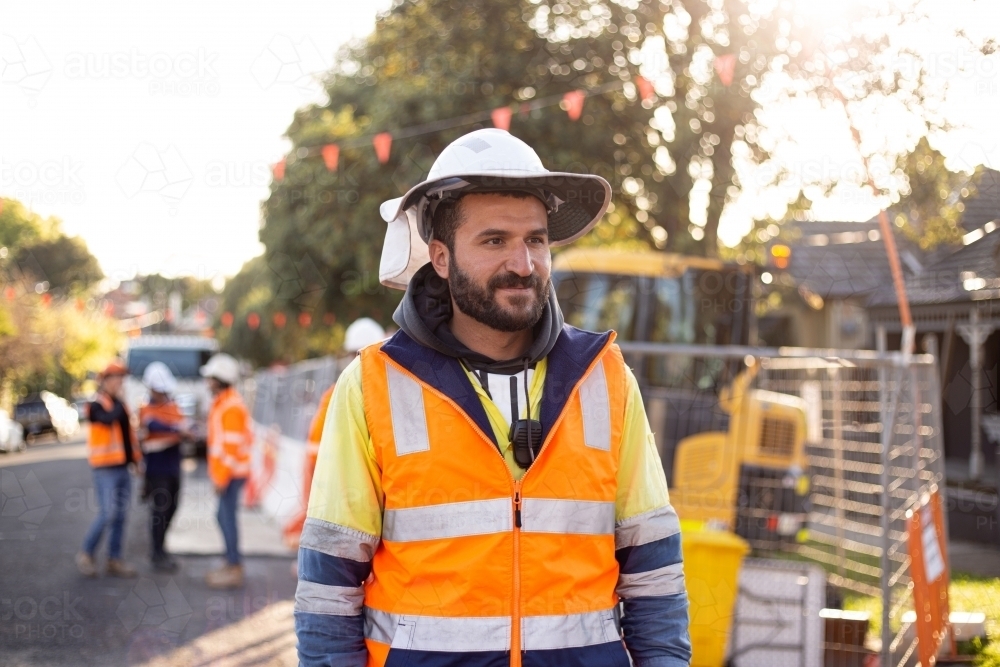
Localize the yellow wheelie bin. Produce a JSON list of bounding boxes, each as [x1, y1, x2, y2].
[[680, 521, 750, 667]]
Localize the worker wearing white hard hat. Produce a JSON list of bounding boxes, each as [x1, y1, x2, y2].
[[282, 318, 386, 553], [343, 317, 387, 352], [138, 362, 190, 572], [142, 361, 178, 395], [296, 129, 690, 666], [200, 353, 253, 589], [378, 127, 612, 289]]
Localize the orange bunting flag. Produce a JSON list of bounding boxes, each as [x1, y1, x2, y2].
[[221, 312, 234, 327], [562, 90, 586, 121], [322, 144, 339, 172], [373, 132, 393, 164], [491, 106, 513, 131], [298, 312, 312, 327], [247, 312, 260, 330], [714, 53, 737, 86], [273, 312, 287, 328], [272, 159, 286, 181], [635, 76, 655, 102]]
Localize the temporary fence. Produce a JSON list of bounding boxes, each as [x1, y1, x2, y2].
[[245, 355, 351, 442], [619, 341, 946, 667], [248, 341, 946, 667]]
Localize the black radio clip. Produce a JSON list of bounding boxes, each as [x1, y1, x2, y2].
[[508, 374, 541, 469]]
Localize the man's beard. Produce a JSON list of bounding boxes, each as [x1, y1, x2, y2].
[[449, 255, 549, 333]]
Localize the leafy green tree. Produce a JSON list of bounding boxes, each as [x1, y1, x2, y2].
[[0, 197, 103, 295], [894, 137, 981, 250], [234, 0, 953, 364], [0, 197, 118, 404]]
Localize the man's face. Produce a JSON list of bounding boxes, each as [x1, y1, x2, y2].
[[102, 374, 124, 396], [430, 193, 551, 333]]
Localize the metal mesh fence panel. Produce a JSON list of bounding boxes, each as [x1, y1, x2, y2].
[[620, 342, 945, 667], [245, 355, 349, 442]]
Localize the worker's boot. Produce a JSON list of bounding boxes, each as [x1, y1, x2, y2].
[[106, 558, 138, 578], [75, 552, 98, 577], [205, 564, 244, 589]]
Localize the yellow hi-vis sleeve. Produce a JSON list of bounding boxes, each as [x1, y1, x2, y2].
[[616, 365, 672, 522], [307, 356, 384, 538]]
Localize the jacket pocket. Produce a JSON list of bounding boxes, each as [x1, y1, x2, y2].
[[383, 618, 415, 667]]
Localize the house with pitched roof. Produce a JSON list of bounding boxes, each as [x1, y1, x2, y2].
[[764, 170, 1000, 491]]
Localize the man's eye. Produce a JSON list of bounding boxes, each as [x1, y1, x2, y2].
[[485, 238, 503, 245]]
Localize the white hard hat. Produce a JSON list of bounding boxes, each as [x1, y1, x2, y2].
[[199, 353, 241, 386], [344, 318, 386, 352], [142, 361, 177, 394], [379, 128, 612, 290]]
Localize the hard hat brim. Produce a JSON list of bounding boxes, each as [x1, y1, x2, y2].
[[378, 172, 611, 290], [380, 172, 612, 246]]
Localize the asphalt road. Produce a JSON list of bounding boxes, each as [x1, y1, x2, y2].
[[0, 434, 298, 667]]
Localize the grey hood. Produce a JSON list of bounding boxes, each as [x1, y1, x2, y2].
[[392, 263, 564, 374]]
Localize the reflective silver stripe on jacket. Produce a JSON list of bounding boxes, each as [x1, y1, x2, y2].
[[299, 517, 379, 562], [386, 365, 430, 456], [521, 608, 621, 650], [520, 498, 615, 535], [295, 580, 364, 616], [579, 360, 611, 451], [614, 504, 681, 550], [364, 607, 511, 652], [615, 562, 686, 599], [382, 498, 512, 542]]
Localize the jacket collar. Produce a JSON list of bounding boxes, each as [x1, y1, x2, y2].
[[379, 325, 613, 448]]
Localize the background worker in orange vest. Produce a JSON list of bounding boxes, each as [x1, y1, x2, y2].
[[200, 353, 252, 589], [138, 362, 191, 573], [295, 130, 691, 666], [77, 359, 142, 578], [282, 318, 386, 551]]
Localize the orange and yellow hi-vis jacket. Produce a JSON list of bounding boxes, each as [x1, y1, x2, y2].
[[294, 327, 690, 667], [206, 387, 253, 488]]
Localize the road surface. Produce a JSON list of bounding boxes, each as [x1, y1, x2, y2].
[[0, 434, 298, 666]]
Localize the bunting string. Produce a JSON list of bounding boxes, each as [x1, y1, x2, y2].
[[272, 52, 737, 178]]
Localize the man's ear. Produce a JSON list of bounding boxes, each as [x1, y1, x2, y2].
[[428, 239, 450, 279]]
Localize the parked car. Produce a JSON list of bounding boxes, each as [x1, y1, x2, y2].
[[14, 391, 81, 443], [0, 409, 26, 453]]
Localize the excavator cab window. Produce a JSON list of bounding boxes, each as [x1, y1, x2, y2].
[[555, 273, 639, 340]]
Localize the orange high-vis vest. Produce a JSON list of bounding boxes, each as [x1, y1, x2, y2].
[[357, 330, 628, 667], [138, 400, 185, 453], [87, 393, 141, 468], [207, 387, 253, 488]]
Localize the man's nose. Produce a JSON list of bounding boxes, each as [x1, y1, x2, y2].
[[506, 242, 534, 277]]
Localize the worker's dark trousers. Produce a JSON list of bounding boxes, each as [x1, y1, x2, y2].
[[146, 475, 180, 558]]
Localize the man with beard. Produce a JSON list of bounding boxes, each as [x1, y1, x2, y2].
[[295, 129, 691, 667]]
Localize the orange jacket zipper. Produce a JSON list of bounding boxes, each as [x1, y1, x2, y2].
[[512, 484, 524, 667]]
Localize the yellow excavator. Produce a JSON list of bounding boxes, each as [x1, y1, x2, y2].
[[552, 248, 810, 547]]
